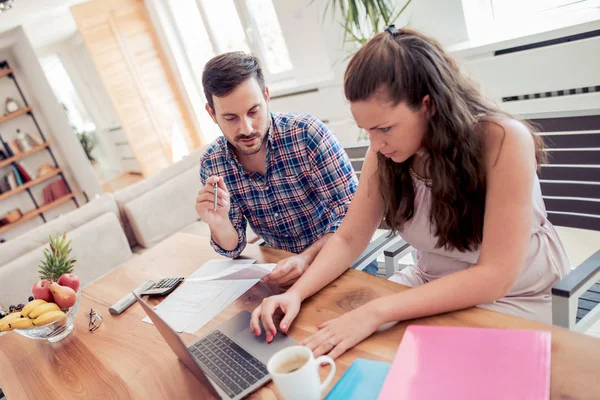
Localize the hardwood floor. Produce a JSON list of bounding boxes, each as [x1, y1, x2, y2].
[[101, 172, 144, 193]]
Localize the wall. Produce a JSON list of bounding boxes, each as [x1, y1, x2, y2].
[[396, 0, 469, 46], [271, 0, 334, 84], [266, 0, 471, 146], [455, 19, 600, 119], [267, 0, 599, 144]]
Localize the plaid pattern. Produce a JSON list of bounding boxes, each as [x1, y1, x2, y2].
[[200, 112, 357, 258]]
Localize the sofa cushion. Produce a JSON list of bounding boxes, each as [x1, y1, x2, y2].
[[0, 212, 132, 309], [180, 220, 212, 237], [115, 146, 205, 206], [114, 146, 206, 247], [0, 194, 119, 267], [124, 167, 201, 249]]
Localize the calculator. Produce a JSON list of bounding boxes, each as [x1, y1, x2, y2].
[[139, 277, 185, 296]]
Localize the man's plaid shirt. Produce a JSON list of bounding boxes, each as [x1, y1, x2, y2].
[[199, 112, 357, 258]]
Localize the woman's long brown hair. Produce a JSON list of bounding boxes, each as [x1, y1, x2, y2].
[[344, 29, 546, 252]]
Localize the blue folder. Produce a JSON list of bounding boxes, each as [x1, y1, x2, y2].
[[325, 358, 391, 400]]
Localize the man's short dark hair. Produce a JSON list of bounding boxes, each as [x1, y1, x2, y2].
[[202, 52, 266, 110]]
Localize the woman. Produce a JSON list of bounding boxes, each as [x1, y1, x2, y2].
[[250, 27, 569, 359]]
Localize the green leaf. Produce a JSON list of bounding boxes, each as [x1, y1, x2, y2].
[[389, 0, 413, 24], [320, 0, 411, 53]]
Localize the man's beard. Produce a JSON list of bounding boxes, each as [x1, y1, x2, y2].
[[232, 125, 269, 156]]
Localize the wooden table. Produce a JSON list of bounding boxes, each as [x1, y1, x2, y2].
[[1, 232, 599, 399]]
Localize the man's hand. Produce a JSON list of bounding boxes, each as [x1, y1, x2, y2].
[[262, 255, 310, 287], [196, 176, 231, 227]]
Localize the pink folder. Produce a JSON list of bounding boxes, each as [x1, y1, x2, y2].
[[378, 325, 551, 400]]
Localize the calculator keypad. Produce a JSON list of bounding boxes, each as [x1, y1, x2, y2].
[[140, 277, 184, 296], [156, 278, 181, 288]]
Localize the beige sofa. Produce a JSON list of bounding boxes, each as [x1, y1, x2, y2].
[[0, 212, 131, 307], [0, 146, 210, 308], [114, 146, 209, 251]]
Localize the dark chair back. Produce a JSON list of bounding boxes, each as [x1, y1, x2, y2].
[[344, 142, 389, 228], [344, 142, 369, 180], [529, 114, 600, 232], [531, 114, 600, 329]]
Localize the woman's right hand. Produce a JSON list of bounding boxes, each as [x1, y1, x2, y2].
[[249, 291, 302, 343]]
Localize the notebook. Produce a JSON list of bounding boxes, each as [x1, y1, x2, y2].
[[325, 359, 391, 400], [378, 325, 551, 400]]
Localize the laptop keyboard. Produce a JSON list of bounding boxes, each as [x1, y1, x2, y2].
[[189, 330, 269, 398]]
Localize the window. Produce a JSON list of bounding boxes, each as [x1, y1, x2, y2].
[[166, 0, 215, 85], [166, 0, 292, 82], [167, 0, 293, 80], [158, 0, 294, 142], [198, 0, 251, 54], [39, 55, 96, 135], [243, 0, 293, 75]]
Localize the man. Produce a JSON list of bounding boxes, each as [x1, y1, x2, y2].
[[196, 52, 376, 286]]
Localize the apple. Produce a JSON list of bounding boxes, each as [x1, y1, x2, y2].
[[32, 280, 53, 302], [57, 273, 80, 292]]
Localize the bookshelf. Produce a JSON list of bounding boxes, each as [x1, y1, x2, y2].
[[0, 67, 12, 79], [0, 142, 50, 169], [0, 168, 62, 202], [0, 60, 79, 236], [0, 194, 75, 235], [0, 106, 32, 124]]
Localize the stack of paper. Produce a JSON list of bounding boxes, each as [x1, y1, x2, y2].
[[141, 260, 276, 334]]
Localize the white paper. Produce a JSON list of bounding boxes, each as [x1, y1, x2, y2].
[[142, 259, 261, 333], [186, 263, 276, 281]]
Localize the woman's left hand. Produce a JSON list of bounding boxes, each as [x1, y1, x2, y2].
[[301, 305, 382, 359]]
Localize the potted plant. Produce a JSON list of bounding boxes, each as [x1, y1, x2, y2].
[[76, 130, 97, 164], [60, 102, 98, 164], [321, 0, 413, 52]]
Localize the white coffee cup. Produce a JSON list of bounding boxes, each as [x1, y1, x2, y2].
[[267, 345, 336, 400]]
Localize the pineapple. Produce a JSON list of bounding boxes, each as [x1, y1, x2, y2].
[[38, 233, 77, 282]]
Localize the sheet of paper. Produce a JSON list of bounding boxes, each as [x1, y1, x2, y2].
[[186, 263, 276, 281], [189, 259, 256, 278], [142, 259, 261, 333]]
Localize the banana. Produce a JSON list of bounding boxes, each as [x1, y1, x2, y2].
[[9, 318, 35, 330], [0, 313, 24, 332], [21, 299, 47, 317], [33, 310, 66, 327], [29, 302, 61, 319]]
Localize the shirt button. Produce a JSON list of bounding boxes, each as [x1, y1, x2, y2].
[[274, 213, 279, 217]]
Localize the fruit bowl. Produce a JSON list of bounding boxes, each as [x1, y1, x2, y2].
[[12, 289, 81, 343]]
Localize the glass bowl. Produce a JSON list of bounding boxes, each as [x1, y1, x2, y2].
[[12, 290, 81, 343]]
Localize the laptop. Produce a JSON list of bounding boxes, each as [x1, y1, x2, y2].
[[134, 293, 297, 399]]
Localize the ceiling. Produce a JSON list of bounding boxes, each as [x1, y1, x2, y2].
[[0, 0, 87, 48]]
